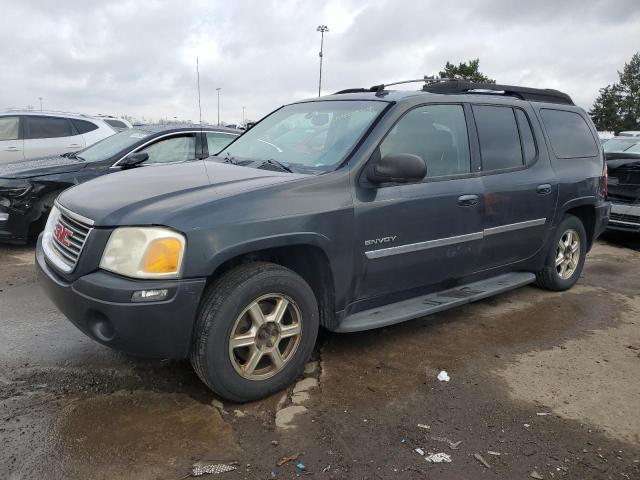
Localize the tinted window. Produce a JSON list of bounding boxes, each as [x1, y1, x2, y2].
[[515, 109, 536, 163], [206, 132, 237, 154], [141, 134, 196, 163], [473, 105, 523, 171], [380, 104, 470, 177], [25, 116, 73, 139], [0, 116, 19, 141], [105, 119, 127, 129], [540, 109, 598, 158], [72, 119, 99, 134]]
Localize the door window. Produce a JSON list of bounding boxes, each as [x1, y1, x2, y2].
[[540, 109, 599, 158], [473, 105, 523, 171], [515, 109, 537, 163], [72, 119, 99, 134], [0, 117, 19, 140], [206, 132, 237, 154], [140, 134, 196, 163], [24, 116, 74, 139], [379, 104, 471, 177]]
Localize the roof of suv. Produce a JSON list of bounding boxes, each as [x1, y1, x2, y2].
[[1, 110, 102, 120]]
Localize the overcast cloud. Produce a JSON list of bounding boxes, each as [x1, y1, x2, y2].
[[1, 0, 639, 124]]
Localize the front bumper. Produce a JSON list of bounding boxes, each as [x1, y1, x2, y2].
[[607, 202, 640, 233], [36, 235, 207, 359]]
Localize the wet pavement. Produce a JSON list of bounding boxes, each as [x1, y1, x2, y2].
[[1, 235, 639, 479]]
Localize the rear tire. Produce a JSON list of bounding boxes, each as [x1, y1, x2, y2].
[[535, 215, 587, 291], [190, 262, 319, 402]]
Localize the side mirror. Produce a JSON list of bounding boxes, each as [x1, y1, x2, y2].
[[119, 152, 149, 169], [367, 153, 427, 185]]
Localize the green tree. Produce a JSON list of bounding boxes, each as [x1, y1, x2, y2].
[[590, 52, 640, 133], [439, 58, 495, 84]]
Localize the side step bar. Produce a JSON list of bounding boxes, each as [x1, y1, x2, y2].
[[335, 272, 536, 333]]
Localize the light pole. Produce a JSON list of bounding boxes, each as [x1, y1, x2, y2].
[[316, 25, 329, 97], [38, 97, 43, 111], [216, 87, 222, 126], [242, 106, 246, 126]]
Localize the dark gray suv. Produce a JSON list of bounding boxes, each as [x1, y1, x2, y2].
[[36, 80, 610, 402]]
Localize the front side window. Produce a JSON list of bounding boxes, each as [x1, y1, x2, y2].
[[474, 105, 524, 171], [379, 104, 471, 177], [540, 109, 599, 158], [141, 134, 196, 164], [206, 132, 237, 154], [24, 116, 74, 139], [219, 100, 387, 173], [0, 116, 19, 141]]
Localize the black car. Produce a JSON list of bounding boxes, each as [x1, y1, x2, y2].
[[36, 80, 609, 402], [0, 125, 239, 243], [603, 137, 640, 232]]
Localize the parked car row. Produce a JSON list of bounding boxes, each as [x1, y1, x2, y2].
[[31, 80, 609, 402], [0, 125, 239, 242], [603, 136, 640, 232]]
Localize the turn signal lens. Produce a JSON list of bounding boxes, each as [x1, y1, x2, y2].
[[143, 238, 182, 274]]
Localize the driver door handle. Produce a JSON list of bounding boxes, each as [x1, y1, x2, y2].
[[537, 184, 552, 195], [457, 194, 479, 207], [4, 147, 20, 151]]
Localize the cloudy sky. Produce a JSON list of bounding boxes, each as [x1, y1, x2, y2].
[[1, 0, 639, 125]]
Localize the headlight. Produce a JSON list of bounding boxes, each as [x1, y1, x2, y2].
[[100, 227, 186, 279]]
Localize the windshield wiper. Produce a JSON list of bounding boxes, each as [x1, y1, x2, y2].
[[61, 151, 76, 158], [255, 159, 293, 173], [223, 153, 239, 165]]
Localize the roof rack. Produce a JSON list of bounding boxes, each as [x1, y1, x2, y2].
[[334, 76, 574, 105]]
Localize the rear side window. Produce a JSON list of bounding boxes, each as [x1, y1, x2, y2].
[[0, 116, 19, 141], [24, 116, 74, 139], [540, 109, 598, 158], [72, 119, 99, 134], [515, 109, 537, 163], [473, 105, 523, 171], [104, 119, 127, 129], [380, 104, 471, 177]]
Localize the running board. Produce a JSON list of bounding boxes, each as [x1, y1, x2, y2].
[[335, 272, 536, 333]]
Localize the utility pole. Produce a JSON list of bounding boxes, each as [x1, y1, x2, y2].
[[316, 25, 329, 97], [216, 87, 222, 126], [242, 106, 246, 126], [38, 97, 43, 111]]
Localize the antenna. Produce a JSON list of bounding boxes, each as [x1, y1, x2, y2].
[[196, 57, 203, 125]]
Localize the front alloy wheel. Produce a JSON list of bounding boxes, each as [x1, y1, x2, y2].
[[229, 294, 302, 380]]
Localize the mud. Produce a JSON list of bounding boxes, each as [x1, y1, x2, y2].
[[1, 238, 640, 479]]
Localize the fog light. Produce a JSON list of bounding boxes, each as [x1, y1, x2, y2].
[[131, 288, 169, 302], [0, 212, 8, 222]]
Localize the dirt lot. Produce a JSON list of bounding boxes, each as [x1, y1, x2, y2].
[[1, 233, 639, 480]]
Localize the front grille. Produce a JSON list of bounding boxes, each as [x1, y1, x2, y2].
[[610, 212, 640, 225], [51, 210, 92, 270]]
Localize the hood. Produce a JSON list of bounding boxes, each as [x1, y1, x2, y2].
[[0, 155, 86, 179], [58, 160, 307, 226]]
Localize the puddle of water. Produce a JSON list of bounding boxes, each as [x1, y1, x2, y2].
[[48, 391, 241, 480]]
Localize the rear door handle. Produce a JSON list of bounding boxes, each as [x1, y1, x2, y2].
[[537, 184, 552, 195], [68, 144, 81, 148], [4, 147, 20, 151], [457, 194, 479, 207]]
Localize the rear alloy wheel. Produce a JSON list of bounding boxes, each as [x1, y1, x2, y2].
[[190, 262, 319, 402], [535, 215, 587, 291]]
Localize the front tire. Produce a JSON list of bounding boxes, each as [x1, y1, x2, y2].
[[535, 215, 587, 291], [190, 262, 319, 402]]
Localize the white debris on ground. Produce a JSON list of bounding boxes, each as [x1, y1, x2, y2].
[[190, 462, 237, 476], [424, 452, 452, 463], [437, 370, 450, 382]]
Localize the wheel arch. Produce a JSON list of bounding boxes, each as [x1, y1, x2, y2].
[[557, 197, 596, 251]]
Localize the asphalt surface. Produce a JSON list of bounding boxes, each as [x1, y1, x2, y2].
[[1, 232, 639, 479]]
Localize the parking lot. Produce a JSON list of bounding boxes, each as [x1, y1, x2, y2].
[[0, 233, 637, 479]]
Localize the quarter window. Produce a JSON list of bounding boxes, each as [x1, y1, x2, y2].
[[540, 109, 599, 158], [104, 119, 128, 129], [141, 135, 196, 163], [0, 116, 19, 141], [71, 119, 99, 134], [473, 105, 523, 171], [206, 132, 237, 155], [24, 116, 74, 139], [379, 104, 471, 177]]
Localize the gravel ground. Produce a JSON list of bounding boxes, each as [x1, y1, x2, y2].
[[1, 233, 639, 479]]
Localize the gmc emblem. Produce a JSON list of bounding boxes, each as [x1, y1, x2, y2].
[[54, 223, 73, 247]]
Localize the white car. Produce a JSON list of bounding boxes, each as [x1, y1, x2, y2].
[[0, 111, 116, 164], [619, 131, 640, 138]]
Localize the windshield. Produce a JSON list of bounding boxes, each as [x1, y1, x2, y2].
[[603, 139, 639, 153], [219, 100, 387, 173], [76, 129, 151, 162]]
